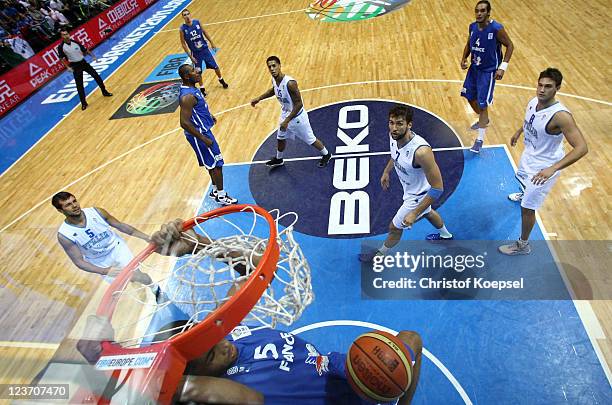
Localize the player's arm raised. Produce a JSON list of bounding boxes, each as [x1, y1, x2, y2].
[[532, 111, 588, 185], [151, 219, 261, 275], [180, 94, 213, 146], [176, 375, 264, 404], [279, 80, 303, 131], [96, 207, 150, 242], [495, 27, 514, 80], [396, 331, 422, 405], [402, 147, 443, 228], [57, 233, 111, 275], [251, 87, 275, 107]]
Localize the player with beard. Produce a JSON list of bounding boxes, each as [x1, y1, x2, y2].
[[53, 191, 154, 285], [359, 105, 453, 262]]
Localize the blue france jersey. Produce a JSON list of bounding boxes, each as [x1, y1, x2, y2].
[[179, 86, 215, 137], [468, 20, 503, 72], [225, 326, 375, 404], [181, 20, 208, 54]]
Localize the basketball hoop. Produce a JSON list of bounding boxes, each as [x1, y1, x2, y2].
[[75, 204, 313, 404]]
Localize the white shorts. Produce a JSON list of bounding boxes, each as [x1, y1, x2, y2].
[[84, 239, 134, 282], [277, 110, 317, 145], [516, 169, 560, 210], [392, 193, 432, 229]]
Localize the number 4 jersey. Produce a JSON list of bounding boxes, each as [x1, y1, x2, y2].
[[224, 326, 380, 404], [469, 20, 503, 72]]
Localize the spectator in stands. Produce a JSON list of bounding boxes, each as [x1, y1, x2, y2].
[[0, 36, 25, 68], [4, 33, 33, 58]]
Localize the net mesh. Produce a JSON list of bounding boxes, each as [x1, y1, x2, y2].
[[108, 207, 313, 348]]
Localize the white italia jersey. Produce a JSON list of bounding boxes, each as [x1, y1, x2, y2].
[[58, 208, 131, 267], [390, 132, 432, 200], [519, 97, 568, 174], [273, 74, 304, 121]]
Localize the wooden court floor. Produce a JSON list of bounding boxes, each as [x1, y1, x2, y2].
[[0, 0, 610, 389]]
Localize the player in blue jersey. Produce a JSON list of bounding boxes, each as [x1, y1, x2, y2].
[[178, 64, 237, 206], [460, 0, 514, 153], [180, 9, 228, 97], [77, 220, 422, 404], [148, 221, 422, 404], [173, 325, 422, 405]]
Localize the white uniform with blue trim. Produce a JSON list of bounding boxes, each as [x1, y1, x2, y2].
[[516, 97, 568, 210], [390, 132, 433, 228], [58, 208, 133, 269], [273, 74, 316, 144]]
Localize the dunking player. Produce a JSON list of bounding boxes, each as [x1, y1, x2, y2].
[[499, 68, 588, 255], [53, 191, 154, 286], [172, 326, 421, 404], [179, 64, 237, 206], [179, 8, 228, 97], [460, 0, 514, 153], [77, 219, 423, 404], [251, 56, 332, 168], [360, 106, 453, 262]]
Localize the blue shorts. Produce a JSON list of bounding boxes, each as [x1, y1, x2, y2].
[[185, 132, 224, 169], [461, 65, 496, 109], [193, 48, 219, 70]]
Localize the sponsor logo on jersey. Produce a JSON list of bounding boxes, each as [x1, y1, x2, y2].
[[305, 343, 330, 376], [231, 325, 253, 341], [306, 0, 412, 22]]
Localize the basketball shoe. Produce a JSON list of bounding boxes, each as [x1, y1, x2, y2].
[[498, 240, 531, 255], [266, 157, 284, 168], [216, 194, 238, 205]]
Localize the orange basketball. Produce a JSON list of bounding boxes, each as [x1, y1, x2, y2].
[[345, 330, 413, 403]]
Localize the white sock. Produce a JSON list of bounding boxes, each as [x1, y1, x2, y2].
[[477, 127, 486, 142], [379, 244, 390, 254], [437, 225, 452, 238], [276, 150, 284, 159], [320, 147, 328, 156], [212, 185, 218, 192], [217, 189, 226, 198]]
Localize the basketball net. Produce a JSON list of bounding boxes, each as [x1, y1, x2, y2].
[[75, 205, 312, 404]]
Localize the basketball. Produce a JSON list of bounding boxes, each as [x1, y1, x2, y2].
[[346, 331, 413, 403]]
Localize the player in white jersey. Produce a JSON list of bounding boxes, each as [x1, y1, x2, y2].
[[250, 56, 332, 168], [499, 68, 588, 255], [53, 191, 153, 285], [360, 106, 453, 262]]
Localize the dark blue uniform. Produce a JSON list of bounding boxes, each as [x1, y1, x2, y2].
[[224, 326, 411, 404], [179, 85, 223, 169], [180, 19, 218, 70], [461, 20, 504, 108]]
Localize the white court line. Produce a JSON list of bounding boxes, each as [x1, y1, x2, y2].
[[0, 341, 59, 350], [300, 79, 612, 106], [291, 320, 473, 405], [0, 76, 608, 233], [159, 8, 307, 32], [0, 0, 197, 181], [0, 128, 180, 234], [501, 144, 612, 386], [228, 145, 477, 167]]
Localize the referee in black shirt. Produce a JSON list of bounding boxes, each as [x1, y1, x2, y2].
[[58, 28, 112, 110]]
